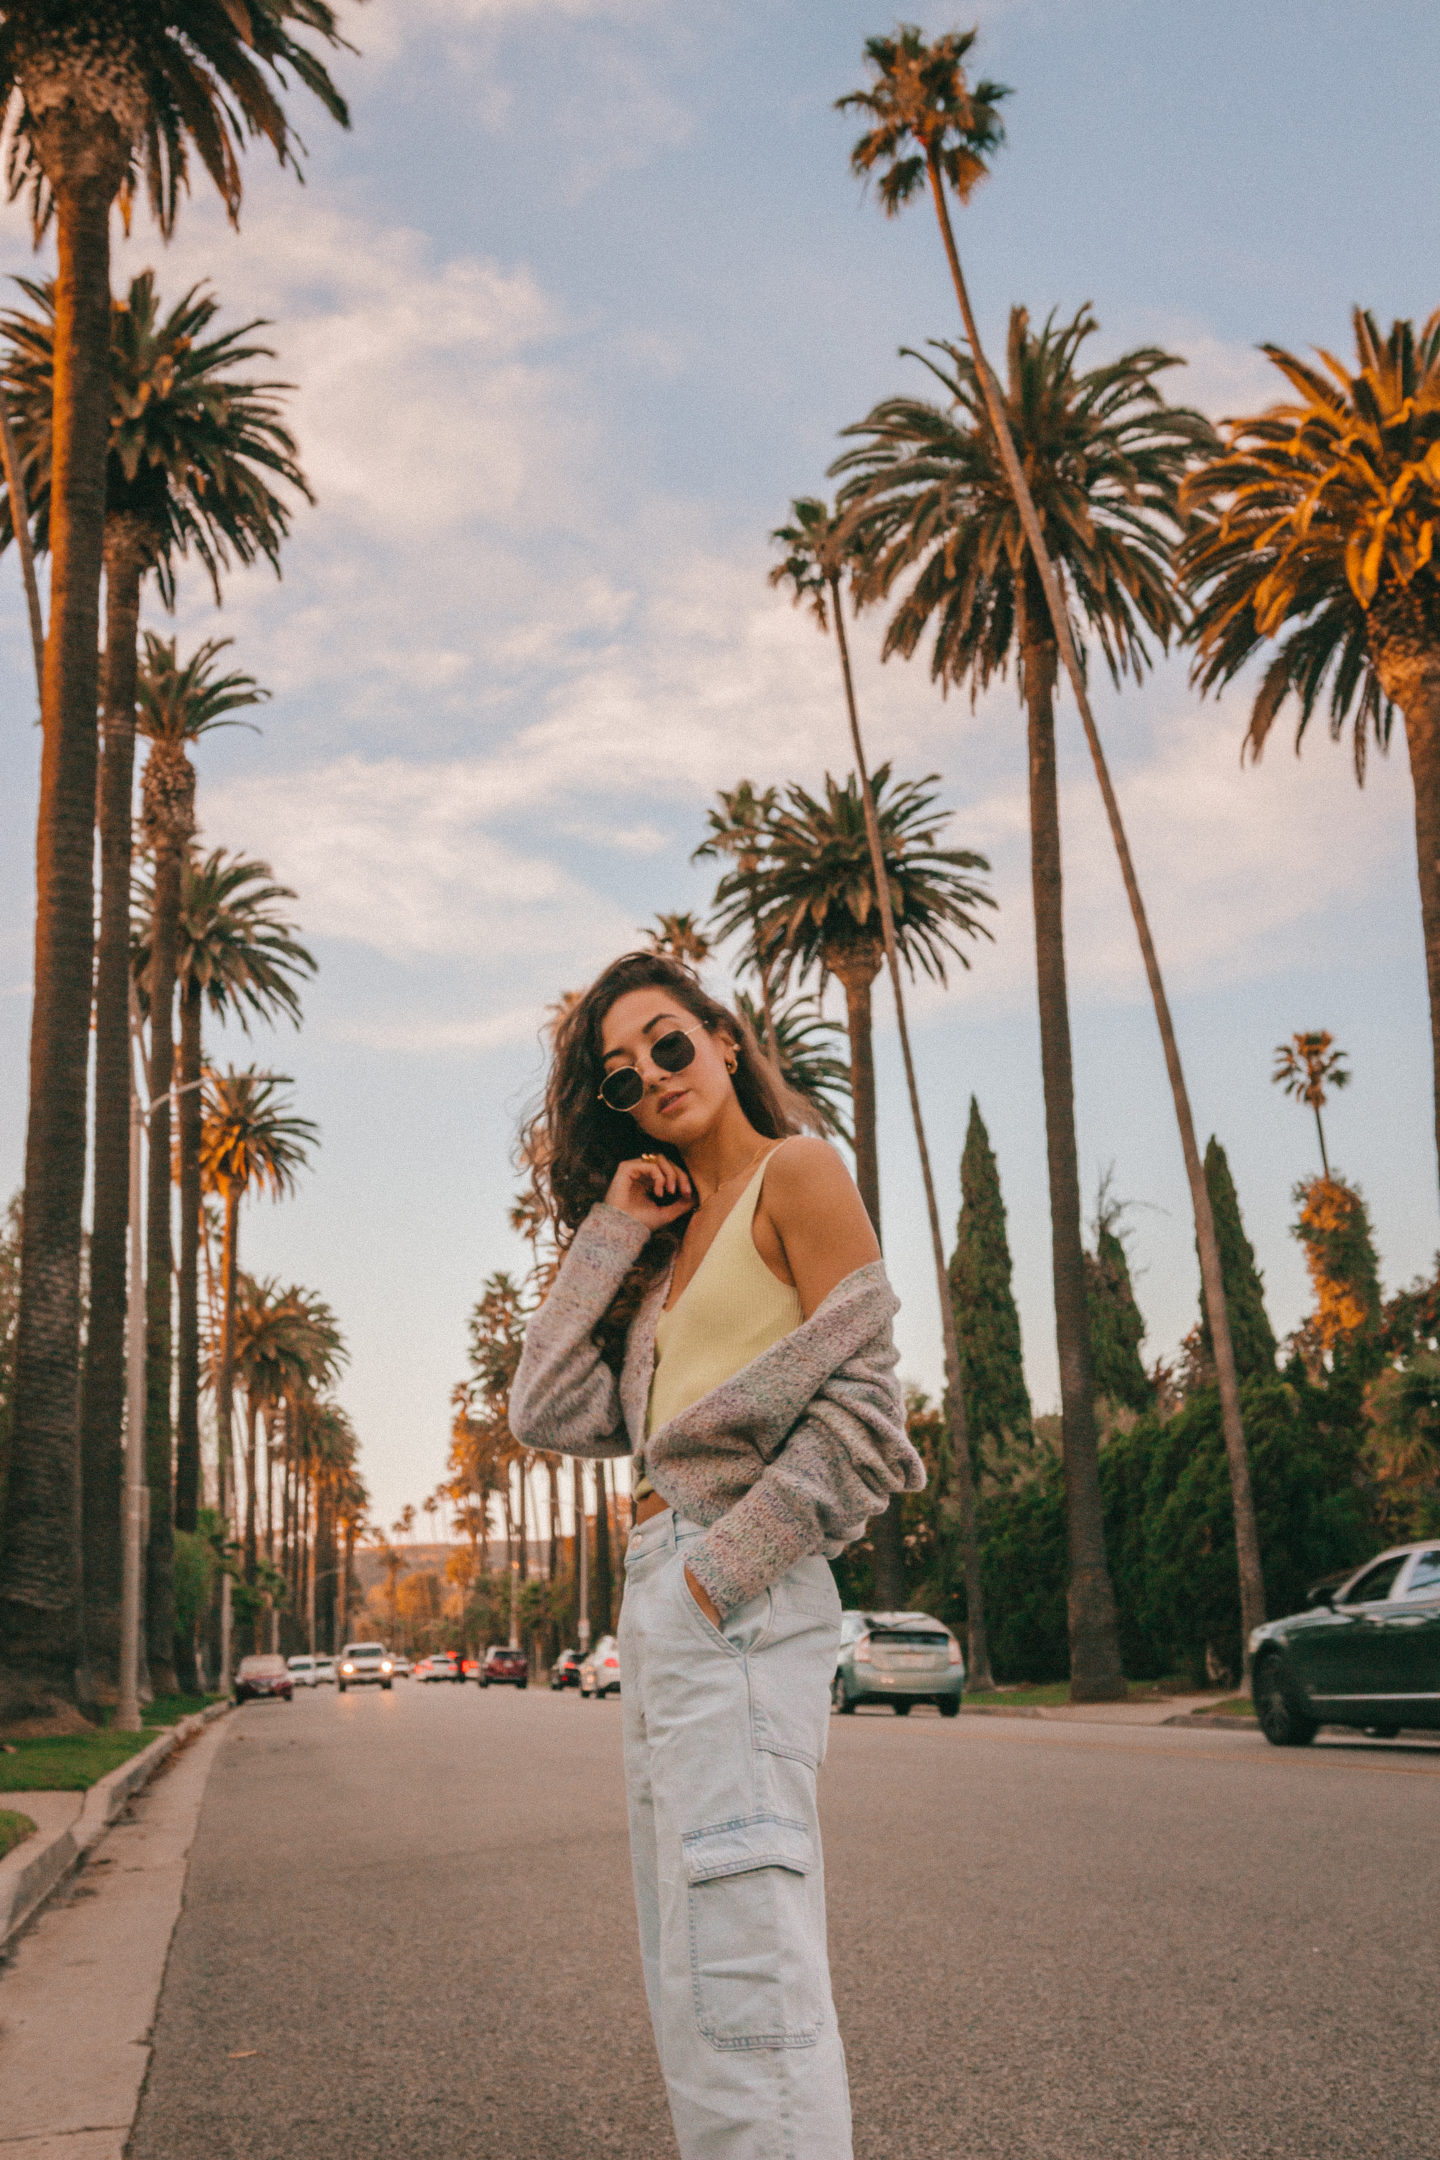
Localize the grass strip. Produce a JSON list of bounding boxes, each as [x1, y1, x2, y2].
[[1191, 1696, 1257, 1718], [0, 1808, 37, 1857], [0, 1730, 155, 1794], [964, 1676, 1201, 1711]]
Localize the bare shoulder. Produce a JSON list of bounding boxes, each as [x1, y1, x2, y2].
[[760, 1137, 879, 1284], [762, 1134, 861, 1217]]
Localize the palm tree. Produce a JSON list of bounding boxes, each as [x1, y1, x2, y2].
[[1182, 314, 1440, 1188], [0, 269, 309, 1673], [0, 0, 352, 1720], [134, 850, 314, 1546], [732, 988, 851, 1141], [643, 912, 712, 968], [198, 1067, 318, 1598], [719, 766, 991, 1226], [134, 636, 266, 1689], [233, 1276, 343, 1593], [838, 24, 1267, 1696], [693, 782, 780, 1045], [768, 493, 993, 1666], [1272, 1031, 1351, 1179], [833, 311, 1201, 1696]]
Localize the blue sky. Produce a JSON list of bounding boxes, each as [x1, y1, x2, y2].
[[2, 0, 1438, 1528]]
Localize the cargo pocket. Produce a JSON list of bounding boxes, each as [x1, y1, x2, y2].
[[682, 1814, 823, 2050]]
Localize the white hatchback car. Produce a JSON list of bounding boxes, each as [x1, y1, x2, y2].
[[287, 1655, 322, 1689]]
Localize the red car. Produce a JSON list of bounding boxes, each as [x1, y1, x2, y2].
[[235, 1653, 293, 1703], [480, 1644, 528, 1689]]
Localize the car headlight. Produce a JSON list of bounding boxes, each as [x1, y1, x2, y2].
[[381, 1661, 393, 1673], [342, 1663, 354, 1673]]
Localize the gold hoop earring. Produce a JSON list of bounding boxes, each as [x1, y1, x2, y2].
[[725, 1054, 737, 1074]]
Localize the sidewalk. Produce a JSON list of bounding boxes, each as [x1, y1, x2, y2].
[[0, 1713, 231, 2160]]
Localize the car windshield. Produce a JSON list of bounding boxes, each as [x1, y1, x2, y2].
[[345, 1645, 385, 1658]]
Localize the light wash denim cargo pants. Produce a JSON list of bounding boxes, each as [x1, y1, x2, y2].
[[619, 1507, 852, 2160]]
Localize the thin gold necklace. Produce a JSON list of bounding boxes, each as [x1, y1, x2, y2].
[[692, 1138, 772, 1211]]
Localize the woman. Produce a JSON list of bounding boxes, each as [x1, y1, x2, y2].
[[510, 950, 924, 2160]]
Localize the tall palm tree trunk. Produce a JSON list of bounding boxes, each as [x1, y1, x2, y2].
[[1023, 629, 1123, 1698], [835, 964, 882, 1230], [0, 157, 121, 1713], [77, 526, 148, 1692], [1372, 625, 1440, 1198], [243, 1396, 260, 1584], [832, 955, 906, 1609], [143, 846, 181, 1695], [174, 982, 203, 1533], [216, 1191, 241, 1537], [831, 581, 992, 1681], [925, 157, 1263, 1683]]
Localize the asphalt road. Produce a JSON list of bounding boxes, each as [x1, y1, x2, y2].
[[129, 1682, 1439, 2160]]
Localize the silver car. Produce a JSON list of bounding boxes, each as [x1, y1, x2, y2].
[[336, 1641, 395, 1692], [580, 1634, 622, 1698], [832, 1610, 964, 1716]]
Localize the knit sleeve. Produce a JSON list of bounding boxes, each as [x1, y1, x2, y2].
[[509, 1203, 652, 1458], [682, 1329, 924, 1615]]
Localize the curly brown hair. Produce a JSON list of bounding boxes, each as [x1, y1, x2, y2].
[[521, 951, 814, 1362]]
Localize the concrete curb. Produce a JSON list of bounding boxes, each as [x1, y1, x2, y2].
[[1163, 1713, 1258, 1730], [0, 1700, 229, 1952]]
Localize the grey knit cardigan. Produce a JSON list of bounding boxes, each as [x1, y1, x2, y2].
[[508, 1201, 925, 1616]]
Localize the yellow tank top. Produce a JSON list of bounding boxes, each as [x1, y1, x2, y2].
[[645, 1148, 804, 1439]]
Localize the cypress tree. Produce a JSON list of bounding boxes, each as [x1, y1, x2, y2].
[[1085, 1220, 1152, 1413], [949, 1100, 1031, 1462], [1198, 1138, 1278, 1379]]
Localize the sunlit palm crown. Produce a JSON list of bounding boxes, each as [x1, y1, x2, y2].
[[836, 24, 1008, 214], [0, 271, 309, 597], [693, 780, 779, 878], [715, 764, 993, 989], [834, 308, 1211, 697], [199, 1064, 317, 1202], [0, 1, 353, 236], [132, 847, 315, 1026], [1181, 310, 1440, 779]]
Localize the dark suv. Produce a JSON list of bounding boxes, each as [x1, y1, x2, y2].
[[481, 1644, 528, 1689]]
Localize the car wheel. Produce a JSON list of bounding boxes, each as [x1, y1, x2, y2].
[[939, 1699, 960, 1718], [893, 1701, 912, 1716], [518, 1680, 528, 1691], [1254, 1655, 1319, 1747], [383, 1680, 393, 1691], [337, 1682, 347, 1694]]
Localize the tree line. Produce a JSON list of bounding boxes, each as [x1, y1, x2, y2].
[[0, 2, 361, 1721]]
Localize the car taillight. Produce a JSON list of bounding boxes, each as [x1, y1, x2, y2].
[[853, 1637, 872, 1664], [604, 1656, 618, 1668], [948, 1638, 963, 1666]]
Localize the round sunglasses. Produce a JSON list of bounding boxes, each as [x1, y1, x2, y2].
[[597, 1022, 707, 1113]]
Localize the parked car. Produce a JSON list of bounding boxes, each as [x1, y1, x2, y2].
[[389, 1653, 413, 1679], [579, 1636, 621, 1698], [417, 1651, 467, 1684], [235, 1653, 293, 1704], [550, 1648, 583, 1691], [286, 1655, 323, 1689], [314, 1657, 336, 1685], [481, 1644, 528, 1689], [832, 1611, 964, 1717], [336, 1642, 395, 1692], [1250, 1541, 1440, 1746]]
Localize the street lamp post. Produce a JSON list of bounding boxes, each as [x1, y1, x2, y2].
[[575, 1458, 590, 1654], [114, 1075, 149, 1734]]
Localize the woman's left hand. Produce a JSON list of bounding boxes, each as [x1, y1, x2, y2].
[[684, 1565, 721, 1627]]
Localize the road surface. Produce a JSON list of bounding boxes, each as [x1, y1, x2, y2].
[[128, 1682, 1438, 2158]]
